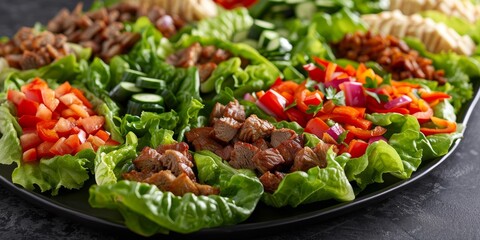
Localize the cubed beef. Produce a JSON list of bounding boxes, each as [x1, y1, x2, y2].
[[133, 147, 163, 172], [209, 102, 225, 124], [167, 42, 202, 68], [253, 138, 269, 150], [191, 135, 224, 153], [276, 139, 303, 167], [195, 183, 220, 196], [229, 142, 259, 170], [213, 117, 242, 142], [259, 171, 285, 193], [313, 141, 334, 168], [143, 170, 177, 192], [156, 142, 193, 166], [215, 145, 233, 160], [166, 173, 200, 196], [223, 100, 245, 122], [185, 127, 214, 142], [199, 45, 216, 62], [270, 128, 297, 148], [198, 62, 217, 82], [122, 170, 152, 182], [212, 49, 232, 64], [290, 147, 327, 172], [253, 148, 285, 174], [238, 115, 274, 143], [159, 150, 196, 181]]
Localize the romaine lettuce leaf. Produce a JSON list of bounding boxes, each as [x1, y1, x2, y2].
[[262, 148, 355, 207], [191, 8, 254, 41], [88, 150, 263, 236]]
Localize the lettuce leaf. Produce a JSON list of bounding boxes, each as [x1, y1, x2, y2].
[[0, 102, 22, 166], [190, 8, 254, 41], [89, 150, 263, 236], [262, 148, 354, 207]]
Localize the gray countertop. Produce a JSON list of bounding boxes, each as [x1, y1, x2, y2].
[[2, 1, 480, 239]]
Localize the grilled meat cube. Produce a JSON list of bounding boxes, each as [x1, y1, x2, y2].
[[223, 100, 246, 122], [159, 150, 196, 181], [229, 142, 259, 170], [252, 148, 285, 174], [253, 138, 270, 150], [156, 142, 193, 166], [195, 183, 221, 196], [143, 170, 177, 191], [259, 171, 285, 193], [238, 115, 274, 143], [209, 102, 226, 124], [290, 147, 327, 172], [167, 173, 200, 196], [213, 117, 242, 143], [122, 170, 152, 182], [276, 139, 303, 167], [185, 127, 214, 142], [133, 147, 163, 172], [270, 128, 297, 148]]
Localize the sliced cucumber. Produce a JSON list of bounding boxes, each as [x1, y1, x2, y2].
[[109, 82, 143, 103], [121, 69, 147, 83], [136, 77, 167, 90], [259, 30, 280, 50], [295, 1, 317, 20], [126, 93, 165, 116], [247, 19, 276, 40]]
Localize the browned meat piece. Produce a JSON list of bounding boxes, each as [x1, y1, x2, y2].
[[133, 147, 163, 172], [313, 141, 334, 169], [238, 115, 274, 143], [200, 45, 216, 61], [4, 54, 22, 69], [156, 142, 193, 166], [253, 138, 269, 150], [195, 183, 221, 196], [209, 102, 225, 124], [252, 148, 285, 174], [191, 135, 224, 154], [270, 128, 297, 148], [223, 100, 246, 122], [229, 142, 259, 170], [213, 117, 242, 143], [215, 145, 233, 160], [168, 42, 202, 68], [276, 139, 303, 167], [198, 62, 217, 83], [185, 127, 214, 143], [122, 170, 152, 182], [259, 171, 285, 193], [212, 49, 232, 64], [167, 173, 200, 196], [290, 147, 327, 172], [143, 170, 176, 191], [155, 15, 176, 38], [159, 150, 196, 181]]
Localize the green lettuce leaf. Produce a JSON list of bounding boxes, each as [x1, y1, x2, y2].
[[89, 150, 263, 236], [191, 8, 254, 41], [262, 147, 354, 207], [0, 102, 22, 166]]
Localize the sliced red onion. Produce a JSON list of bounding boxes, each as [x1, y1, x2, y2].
[[326, 123, 345, 142], [368, 136, 387, 144], [341, 81, 366, 107], [324, 77, 351, 90], [384, 95, 412, 109], [256, 100, 277, 118], [244, 93, 256, 102]]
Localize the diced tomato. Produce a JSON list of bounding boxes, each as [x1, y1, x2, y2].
[[87, 135, 106, 151], [59, 93, 83, 106], [69, 104, 90, 118], [348, 139, 369, 158], [71, 88, 93, 109], [285, 108, 309, 128], [95, 130, 110, 142], [77, 115, 105, 134], [22, 148, 38, 163], [7, 90, 26, 105], [37, 120, 59, 142], [76, 142, 94, 152], [17, 98, 39, 116], [55, 82, 72, 97], [61, 108, 81, 119], [20, 132, 42, 151], [36, 104, 53, 121], [305, 118, 330, 138], [23, 88, 43, 103], [18, 115, 42, 129], [105, 138, 120, 146], [303, 63, 325, 82], [303, 92, 323, 106], [64, 134, 81, 150], [41, 88, 60, 111], [37, 141, 56, 159], [50, 137, 73, 155], [53, 117, 75, 134]]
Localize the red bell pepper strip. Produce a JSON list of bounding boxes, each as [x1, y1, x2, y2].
[[420, 117, 457, 136]]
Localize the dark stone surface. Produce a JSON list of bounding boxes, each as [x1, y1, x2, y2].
[[1, 1, 480, 239]]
